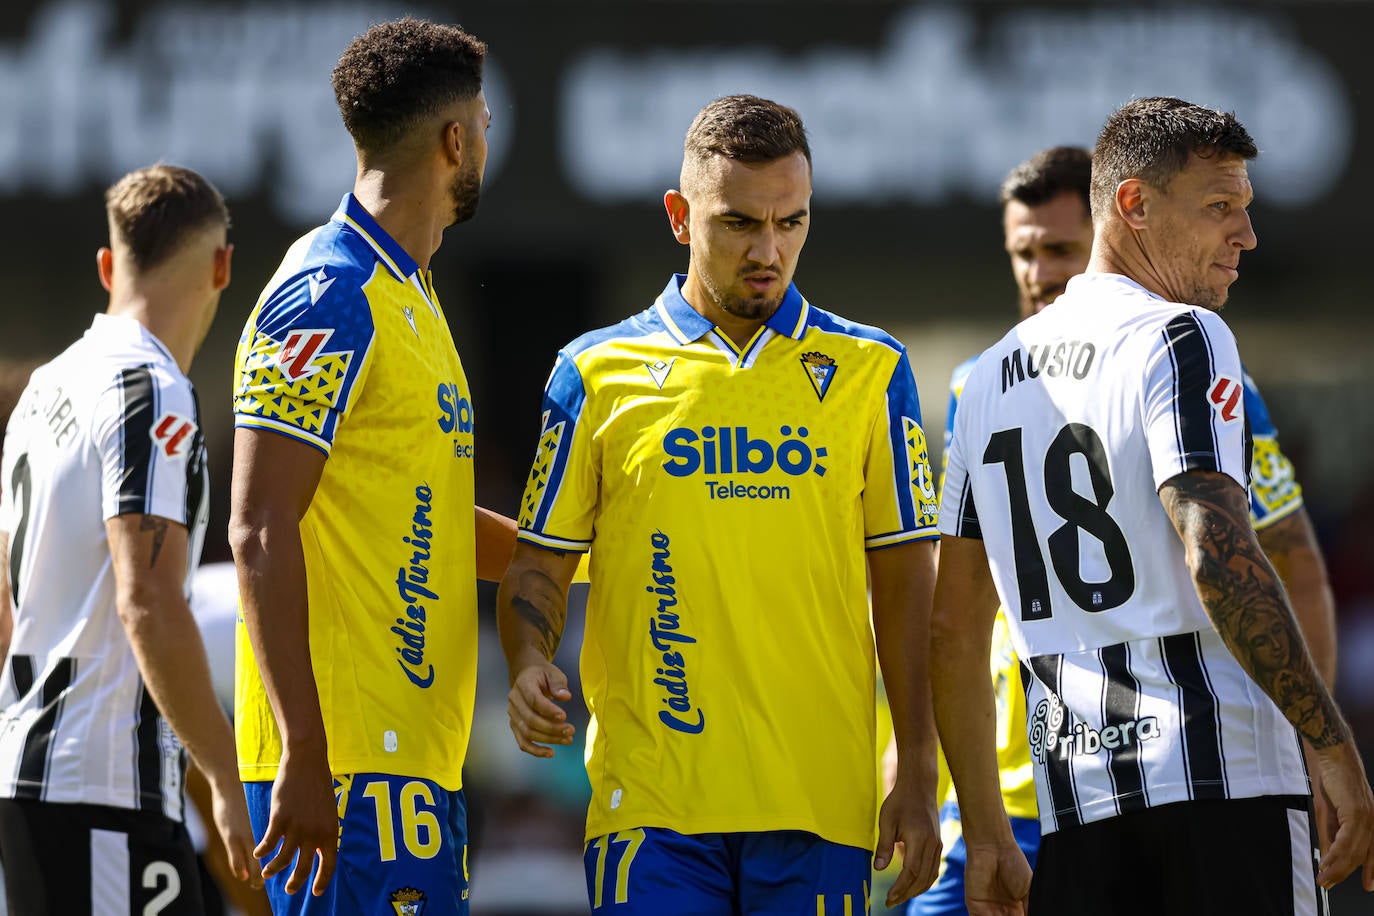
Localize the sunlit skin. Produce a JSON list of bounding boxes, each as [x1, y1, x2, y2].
[[1094, 151, 1257, 311], [450, 90, 491, 226], [664, 151, 811, 348], [1003, 191, 1094, 319]]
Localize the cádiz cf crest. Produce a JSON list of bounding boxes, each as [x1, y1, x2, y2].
[[799, 351, 837, 402], [390, 887, 426, 916]]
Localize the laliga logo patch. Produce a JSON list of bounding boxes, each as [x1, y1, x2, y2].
[[277, 329, 334, 382], [390, 887, 426, 916], [799, 351, 836, 402], [1208, 374, 1243, 424], [150, 412, 197, 459]]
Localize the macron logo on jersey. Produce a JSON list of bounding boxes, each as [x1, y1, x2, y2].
[[278, 329, 333, 382], [1208, 374, 1243, 424], [151, 412, 197, 459]]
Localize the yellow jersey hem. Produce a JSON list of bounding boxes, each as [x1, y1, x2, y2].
[[517, 530, 592, 552], [865, 527, 939, 550], [237, 760, 464, 792], [584, 814, 874, 851]]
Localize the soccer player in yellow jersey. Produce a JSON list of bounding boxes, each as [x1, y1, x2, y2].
[[909, 146, 1340, 915], [229, 19, 514, 915], [498, 95, 943, 914]]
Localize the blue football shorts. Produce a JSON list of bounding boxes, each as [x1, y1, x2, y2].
[[582, 826, 871, 914], [245, 773, 468, 915]]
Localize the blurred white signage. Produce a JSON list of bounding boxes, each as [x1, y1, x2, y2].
[[0, 1, 511, 222], [561, 6, 1352, 208]]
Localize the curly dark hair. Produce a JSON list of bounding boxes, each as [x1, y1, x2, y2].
[[331, 17, 487, 155], [999, 146, 1092, 213], [684, 95, 811, 168], [1091, 97, 1256, 223], [105, 165, 229, 272]]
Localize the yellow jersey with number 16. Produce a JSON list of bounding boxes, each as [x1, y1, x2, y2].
[[232, 194, 477, 790]]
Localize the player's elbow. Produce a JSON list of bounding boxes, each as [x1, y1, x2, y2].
[[227, 503, 290, 569]]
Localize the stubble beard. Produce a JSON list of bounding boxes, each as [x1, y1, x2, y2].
[[449, 166, 482, 227]]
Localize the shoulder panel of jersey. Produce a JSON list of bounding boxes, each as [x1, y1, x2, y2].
[[802, 303, 940, 547], [1242, 370, 1303, 529], [945, 354, 979, 450], [517, 305, 676, 551], [232, 223, 378, 455]]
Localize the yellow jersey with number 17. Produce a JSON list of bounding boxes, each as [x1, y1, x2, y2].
[[518, 275, 939, 851], [232, 193, 477, 790]]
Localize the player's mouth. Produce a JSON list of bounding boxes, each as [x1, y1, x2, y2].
[[743, 272, 780, 293], [1214, 263, 1239, 281]]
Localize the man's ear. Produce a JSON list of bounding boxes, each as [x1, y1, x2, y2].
[[96, 247, 114, 292], [664, 190, 691, 245], [443, 120, 465, 168], [213, 243, 233, 292], [1115, 178, 1149, 230]]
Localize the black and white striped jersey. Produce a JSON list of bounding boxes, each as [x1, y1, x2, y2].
[[0, 314, 208, 820], [941, 272, 1308, 834]]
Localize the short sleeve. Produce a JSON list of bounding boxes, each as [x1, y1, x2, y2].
[[937, 372, 981, 540], [232, 267, 376, 455], [92, 368, 200, 523], [862, 349, 939, 549], [516, 351, 598, 552], [1141, 309, 1250, 491], [1243, 373, 1303, 528]]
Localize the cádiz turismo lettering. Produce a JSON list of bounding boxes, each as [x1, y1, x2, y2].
[[1000, 340, 1097, 393], [393, 483, 438, 688], [646, 530, 704, 734]]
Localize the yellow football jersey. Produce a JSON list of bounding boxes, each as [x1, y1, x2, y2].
[[232, 194, 477, 789], [518, 275, 939, 851]]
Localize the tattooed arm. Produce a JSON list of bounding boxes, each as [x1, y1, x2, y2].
[[1161, 470, 1374, 888], [496, 542, 582, 758]]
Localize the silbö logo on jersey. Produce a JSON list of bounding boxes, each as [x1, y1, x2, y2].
[[661, 424, 827, 501], [647, 530, 704, 734], [1028, 693, 1161, 763], [392, 483, 438, 688]]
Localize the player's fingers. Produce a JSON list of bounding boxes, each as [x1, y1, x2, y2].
[[224, 835, 257, 885], [282, 842, 316, 896], [506, 711, 558, 758], [1317, 822, 1362, 888], [312, 845, 337, 897], [252, 820, 284, 861], [872, 812, 896, 871], [508, 690, 574, 743], [260, 836, 299, 881]]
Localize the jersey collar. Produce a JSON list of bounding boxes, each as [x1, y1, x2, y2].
[[89, 313, 179, 369], [655, 273, 810, 345], [332, 193, 420, 284]]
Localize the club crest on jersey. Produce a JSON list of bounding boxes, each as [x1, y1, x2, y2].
[[389, 887, 426, 916], [1208, 374, 1243, 424], [277, 329, 334, 382], [799, 351, 836, 401], [646, 358, 675, 390], [151, 412, 197, 459]]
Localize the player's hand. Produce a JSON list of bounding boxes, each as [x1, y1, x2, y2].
[[964, 842, 1031, 915], [1304, 740, 1335, 854], [255, 746, 338, 897], [875, 775, 941, 906], [1311, 741, 1374, 890], [508, 658, 575, 758], [209, 772, 263, 889]]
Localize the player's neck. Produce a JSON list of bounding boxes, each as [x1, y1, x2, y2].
[[105, 292, 198, 373], [353, 169, 446, 272], [679, 274, 766, 350], [1088, 235, 1170, 302]]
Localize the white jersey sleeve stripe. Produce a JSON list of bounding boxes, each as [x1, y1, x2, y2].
[[114, 366, 158, 517], [1162, 313, 1223, 476]]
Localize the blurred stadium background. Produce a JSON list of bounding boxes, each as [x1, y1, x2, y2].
[[2, 0, 1372, 911]]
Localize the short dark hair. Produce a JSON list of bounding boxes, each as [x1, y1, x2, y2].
[[104, 165, 229, 272], [332, 17, 487, 156], [999, 146, 1092, 213], [1091, 97, 1257, 222], [684, 95, 811, 168]]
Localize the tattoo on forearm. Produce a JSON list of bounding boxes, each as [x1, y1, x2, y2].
[[511, 569, 567, 660], [138, 516, 169, 569], [1162, 475, 1346, 749]]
